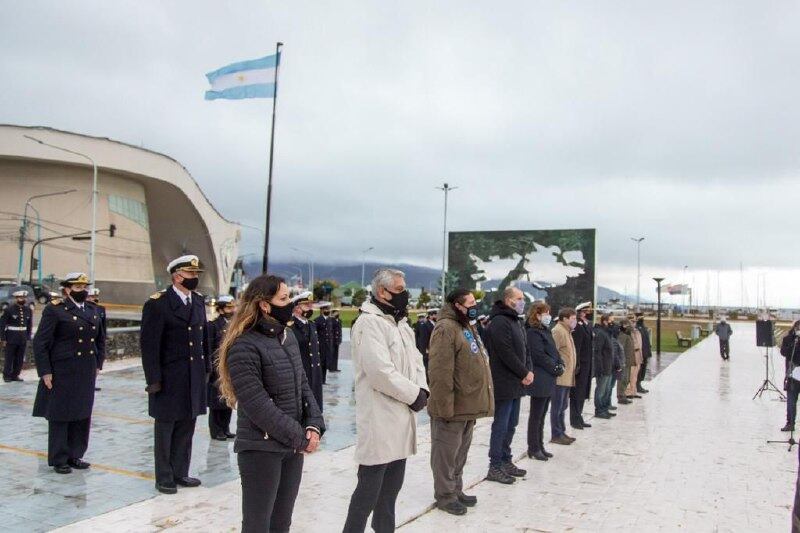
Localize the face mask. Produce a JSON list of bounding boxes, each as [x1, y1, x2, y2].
[[223, 310, 234, 318], [514, 300, 525, 315], [540, 314, 552, 327], [586, 313, 594, 322], [70, 290, 88, 303], [322, 310, 330, 316], [269, 302, 295, 326], [465, 305, 479, 320], [302, 309, 314, 319], [15, 299, 26, 306], [569, 318, 578, 330], [180, 276, 199, 291], [385, 289, 410, 310]]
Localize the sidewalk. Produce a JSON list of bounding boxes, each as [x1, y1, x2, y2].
[[55, 323, 795, 532]]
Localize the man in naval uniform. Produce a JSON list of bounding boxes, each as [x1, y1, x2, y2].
[[207, 294, 235, 440], [290, 291, 324, 410], [315, 302, 334, 383], [140, 255, 210, 494], [1, 289, 33, 382]]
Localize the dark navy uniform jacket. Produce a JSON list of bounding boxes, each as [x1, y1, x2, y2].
[[32, 299, 106, 421], [290, 317, 324, 411], [332, 316, 343, 346], [314, 315, 334, 354], [206, 314, 230, 410], [140, 288, 210, 421], [0, 303, 33, 345]]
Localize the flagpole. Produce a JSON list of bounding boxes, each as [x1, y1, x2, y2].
[[262, 41, 283, 274]]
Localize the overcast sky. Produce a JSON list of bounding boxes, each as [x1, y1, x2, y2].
[[2, 1, 799, 306]]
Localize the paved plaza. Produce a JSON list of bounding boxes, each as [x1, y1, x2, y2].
[[0, 323, 794, 531]]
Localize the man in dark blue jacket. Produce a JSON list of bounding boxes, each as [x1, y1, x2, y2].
[[1, 289, 33, 382], [141, 255, 210, 494], [485, 287, 533, 484], [290, 291, 324, 411], [314, 303, 334, 383]]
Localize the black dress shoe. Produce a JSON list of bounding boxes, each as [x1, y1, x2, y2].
[[437, 500, 468, 515], [212, 435, 227, 441], [608, 405, 618, 410], [95, 387, 101, 391], [528, 450, 549, 461], [542, 449, 553, 458], [225, 431, 236, 439], [13, 377, 23, 382], [175, 477, 201, 487], [570, 423, 584, 430], [457, 493, 477, 507], [782, 424, 795, 432], [595, 412, 612, 419], [156, 482, 178, 494], [637, 387, 649, 394], [608, 412, 617, 417], [2, 378, 11, 383], [581, 422, 592, 428], [618, 398, 632, 404], [68, 458, 90, 469], [54, 464, 72, 474]]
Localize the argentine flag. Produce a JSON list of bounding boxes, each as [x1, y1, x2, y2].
[[205, 53, 279, 100]]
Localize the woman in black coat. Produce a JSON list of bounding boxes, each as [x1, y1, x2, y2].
[[217, 275, 325, 533], [525, 301, 564, 461]]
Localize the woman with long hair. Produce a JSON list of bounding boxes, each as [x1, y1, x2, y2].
[[525, 301, 564, 460], [217, 274, 325, 533]]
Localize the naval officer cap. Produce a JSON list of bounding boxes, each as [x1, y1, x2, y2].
[[89, 288, 101, 296], [291, 291, 314, 305], [318, 301, 332, 309], [575, 301, 593, 312], [216, 294, 235, 307], [60, 272, 90, 287], [12, 290, 28, 297], [167, 255, 204, 274], [427, 308, 440, 315]]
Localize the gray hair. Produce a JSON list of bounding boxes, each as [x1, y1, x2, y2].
[[371, 268, 405, 293], [502, 286, 522, 300]]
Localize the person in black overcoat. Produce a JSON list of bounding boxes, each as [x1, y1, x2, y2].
[[87, 288, 107, 392], [1, 289, 33, 382], [330, 309, 343, 372], [635, 313, 652, 393], [525, 301, 564, 461], [569, 302, 594, 430], [289, 291, 324, 410], [140, 255, 210, 494], [207, 295, 235, 440], [416, 308, 437, 373], [314, 303, 334, 383], [32, 272, 105, 473]]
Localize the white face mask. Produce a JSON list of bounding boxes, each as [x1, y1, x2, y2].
[[540, 314, 552, 327], [569, 317, 578, 330]]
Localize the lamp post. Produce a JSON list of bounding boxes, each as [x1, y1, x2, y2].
[[653, 277, 664, 356], [436, 183, 458, 299], [631, 237, 645, 310], [16, 189, 76, 284], [361, 246, 374, 288], [25, 135, 98, 284]]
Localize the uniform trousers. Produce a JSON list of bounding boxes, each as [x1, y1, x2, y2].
[[48, 418, 90, 466], [330, 343, 340, 371], [637, 359, 649, 387], [3, 342, 26, 379], [154, 418, 196, 485], [343, 459, 407, 533], [208, 408, 232, 438], [430, 418, 475, 505], [238, 450, 303, 533], [625, 365, 640, 396]]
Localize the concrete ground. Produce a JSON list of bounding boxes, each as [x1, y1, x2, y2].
[[2, 325, 793, 532]]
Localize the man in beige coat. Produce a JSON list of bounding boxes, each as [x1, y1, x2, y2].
[[550, 308, 578, 445], [428, 288, 494, 516], [626, 318, 644, 398], [343, 268, 429, 533]]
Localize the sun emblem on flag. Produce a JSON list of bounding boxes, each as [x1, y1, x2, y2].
[[237, 74, 246, 83]]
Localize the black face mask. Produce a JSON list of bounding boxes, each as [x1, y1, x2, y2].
[[302, 309, 314, 319], [464, 305, 479, 320], [70, 290, 88, 303], [15, 299, 26, 306], [322, 310, 330, 316], [180, 276, 199, 291], [386, 289, 410, 311], [269, 302, 295, 326]]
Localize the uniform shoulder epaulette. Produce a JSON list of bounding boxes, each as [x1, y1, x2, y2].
[[50, 297, 63, 306], [150, 290, 166, 300]]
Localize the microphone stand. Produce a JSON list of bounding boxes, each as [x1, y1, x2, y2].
[[768, 336, 798, 451]]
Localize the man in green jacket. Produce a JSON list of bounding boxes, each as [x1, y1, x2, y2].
[[428, 288, 494, 516]]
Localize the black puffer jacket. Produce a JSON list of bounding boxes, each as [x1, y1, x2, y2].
[[486, 302, 530, 401], [227, 318, 325, 453]]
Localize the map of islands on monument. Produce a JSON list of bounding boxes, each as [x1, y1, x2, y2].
[[448, 229, 596, 315]]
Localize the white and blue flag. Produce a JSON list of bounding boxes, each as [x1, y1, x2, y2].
[[204, 53, 279, 101]]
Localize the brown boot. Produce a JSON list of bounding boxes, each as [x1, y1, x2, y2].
[[549, 435, 573, 445]]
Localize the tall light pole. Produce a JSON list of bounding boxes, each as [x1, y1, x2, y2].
[[361, 246, 374, 288], [653, 277, 664, 356], [16, 189, 76, 284], [437, 183, 457, 299], [631, 237, 645, 309], [25, 135, 98, 284]]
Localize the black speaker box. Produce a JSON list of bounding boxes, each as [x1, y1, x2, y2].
[[756, 320, 775, 347]]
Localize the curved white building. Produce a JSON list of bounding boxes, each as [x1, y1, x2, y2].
[[0, 125, 240, 303]]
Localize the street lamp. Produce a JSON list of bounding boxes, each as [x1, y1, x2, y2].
[[361, 246, 374, 288], [16, 189, 77, 283], [631, 237, 645, 310], [436, 182, 458, 298], [653, 277, 664, 356], [25, 135, 98, 285]]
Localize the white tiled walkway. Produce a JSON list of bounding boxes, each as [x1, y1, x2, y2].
[[57, 323, 796, 532]]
